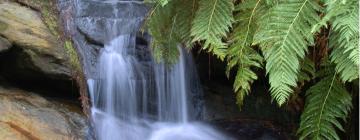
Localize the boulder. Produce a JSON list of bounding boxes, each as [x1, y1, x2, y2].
[[0, 86, 88, 140], [0, 1, 70, 78]]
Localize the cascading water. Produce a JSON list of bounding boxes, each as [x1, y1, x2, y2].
[[86, 1, 230, 140]]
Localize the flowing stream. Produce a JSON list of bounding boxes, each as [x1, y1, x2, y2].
[[85, 1, 229, 140]]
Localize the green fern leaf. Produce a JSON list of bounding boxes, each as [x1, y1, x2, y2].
[[173, 0, 198, 48], [298, 70, 352, 140], [253, 0, 321, 106], [226, 0, 266, 108], [231, 0, 268, 48], [146, 0, 199, 64], [191, 0, 234, 60], [147, 2, 179, 64], [298, 57, 315, 83], [327, 0, 359, 82], [227, 46, 263, 108]]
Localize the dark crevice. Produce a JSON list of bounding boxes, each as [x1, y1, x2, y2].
[[0, 46, 79, 100]]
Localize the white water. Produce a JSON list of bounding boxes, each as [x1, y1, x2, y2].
[[86, 1, 230, 140]]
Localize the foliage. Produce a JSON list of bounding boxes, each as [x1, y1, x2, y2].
[[253, 0, 321, 106], [226, 0, 266, 108], [146, 0, 233, 63], [191, 0, 234, 60], [327, 0, 359, 82], [298, 57, 315, 84], [145, 0, 359, 139], [147, 2, 179, 64], [298, 63, 352, 140]]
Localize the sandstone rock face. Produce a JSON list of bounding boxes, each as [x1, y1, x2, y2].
[[0, 86, 87, 140], [0, 1, 70, 78]]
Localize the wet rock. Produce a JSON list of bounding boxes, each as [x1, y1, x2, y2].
[[75, 0, 149, 44], [0, 86, 88, 140], [0, 1, 71, 78], [58, 0, 150, 78], [213, 119, 294, 140]]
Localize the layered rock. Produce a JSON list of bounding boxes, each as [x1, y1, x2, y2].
[[0, 1, 88, 139], [0, 1, 71, 79], [0, 86, 87, 140]]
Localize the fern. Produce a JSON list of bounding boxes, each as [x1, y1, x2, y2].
[[226, 46, 263, 108], [253, 0, 321, 106], [191, 0, 234, 60], [329, 33, 359, 82], [327, 0, 359, 82], [173, 0, 198, 48], [146, 0, 199, 64], [298, 67, 352, 140], [226, 0, 266, 108], [147, 2, 179, 64], [311, 0, 359, 82], [298, 57, 315, 83]]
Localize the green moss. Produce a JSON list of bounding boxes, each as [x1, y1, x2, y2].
[[64, 40, 81, 72]]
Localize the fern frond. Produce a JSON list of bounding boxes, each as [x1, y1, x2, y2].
[[298, 71, 352, 140], [231, 0, 268, 48], [147, 2, 179, 64], [146, 0, 199, 64], [327, 0, 359, 82], [253, 0, 321, 106], [226, 0, 266, 108], [329, 32, 359, 82], [173, 0, 198, 48], [298, 57, 315, 83], [191, 0, 234, 60], [226, 42, 263, 108]]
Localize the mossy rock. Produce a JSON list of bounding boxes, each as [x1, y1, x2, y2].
[[0, 1, 71, 78], [10, 0, 60, 37], [64, 40, 82, 72]]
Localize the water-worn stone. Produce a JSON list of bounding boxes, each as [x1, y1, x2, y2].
[[58, 0, 150, 78], [0, 1, 70, 78], [0, 86, 87, 140]]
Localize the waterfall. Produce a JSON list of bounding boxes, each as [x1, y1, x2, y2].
[[83, 1, 230, 140]]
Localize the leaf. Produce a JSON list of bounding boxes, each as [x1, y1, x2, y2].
[[226, 0, 266, 108], [191, 0, 234, 60], [253, 0, 321, 106], [298, 68, 352, 140], [327, 0, 359, 82], [146, 0, 200, 64], [147, 2, 179, 64]]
